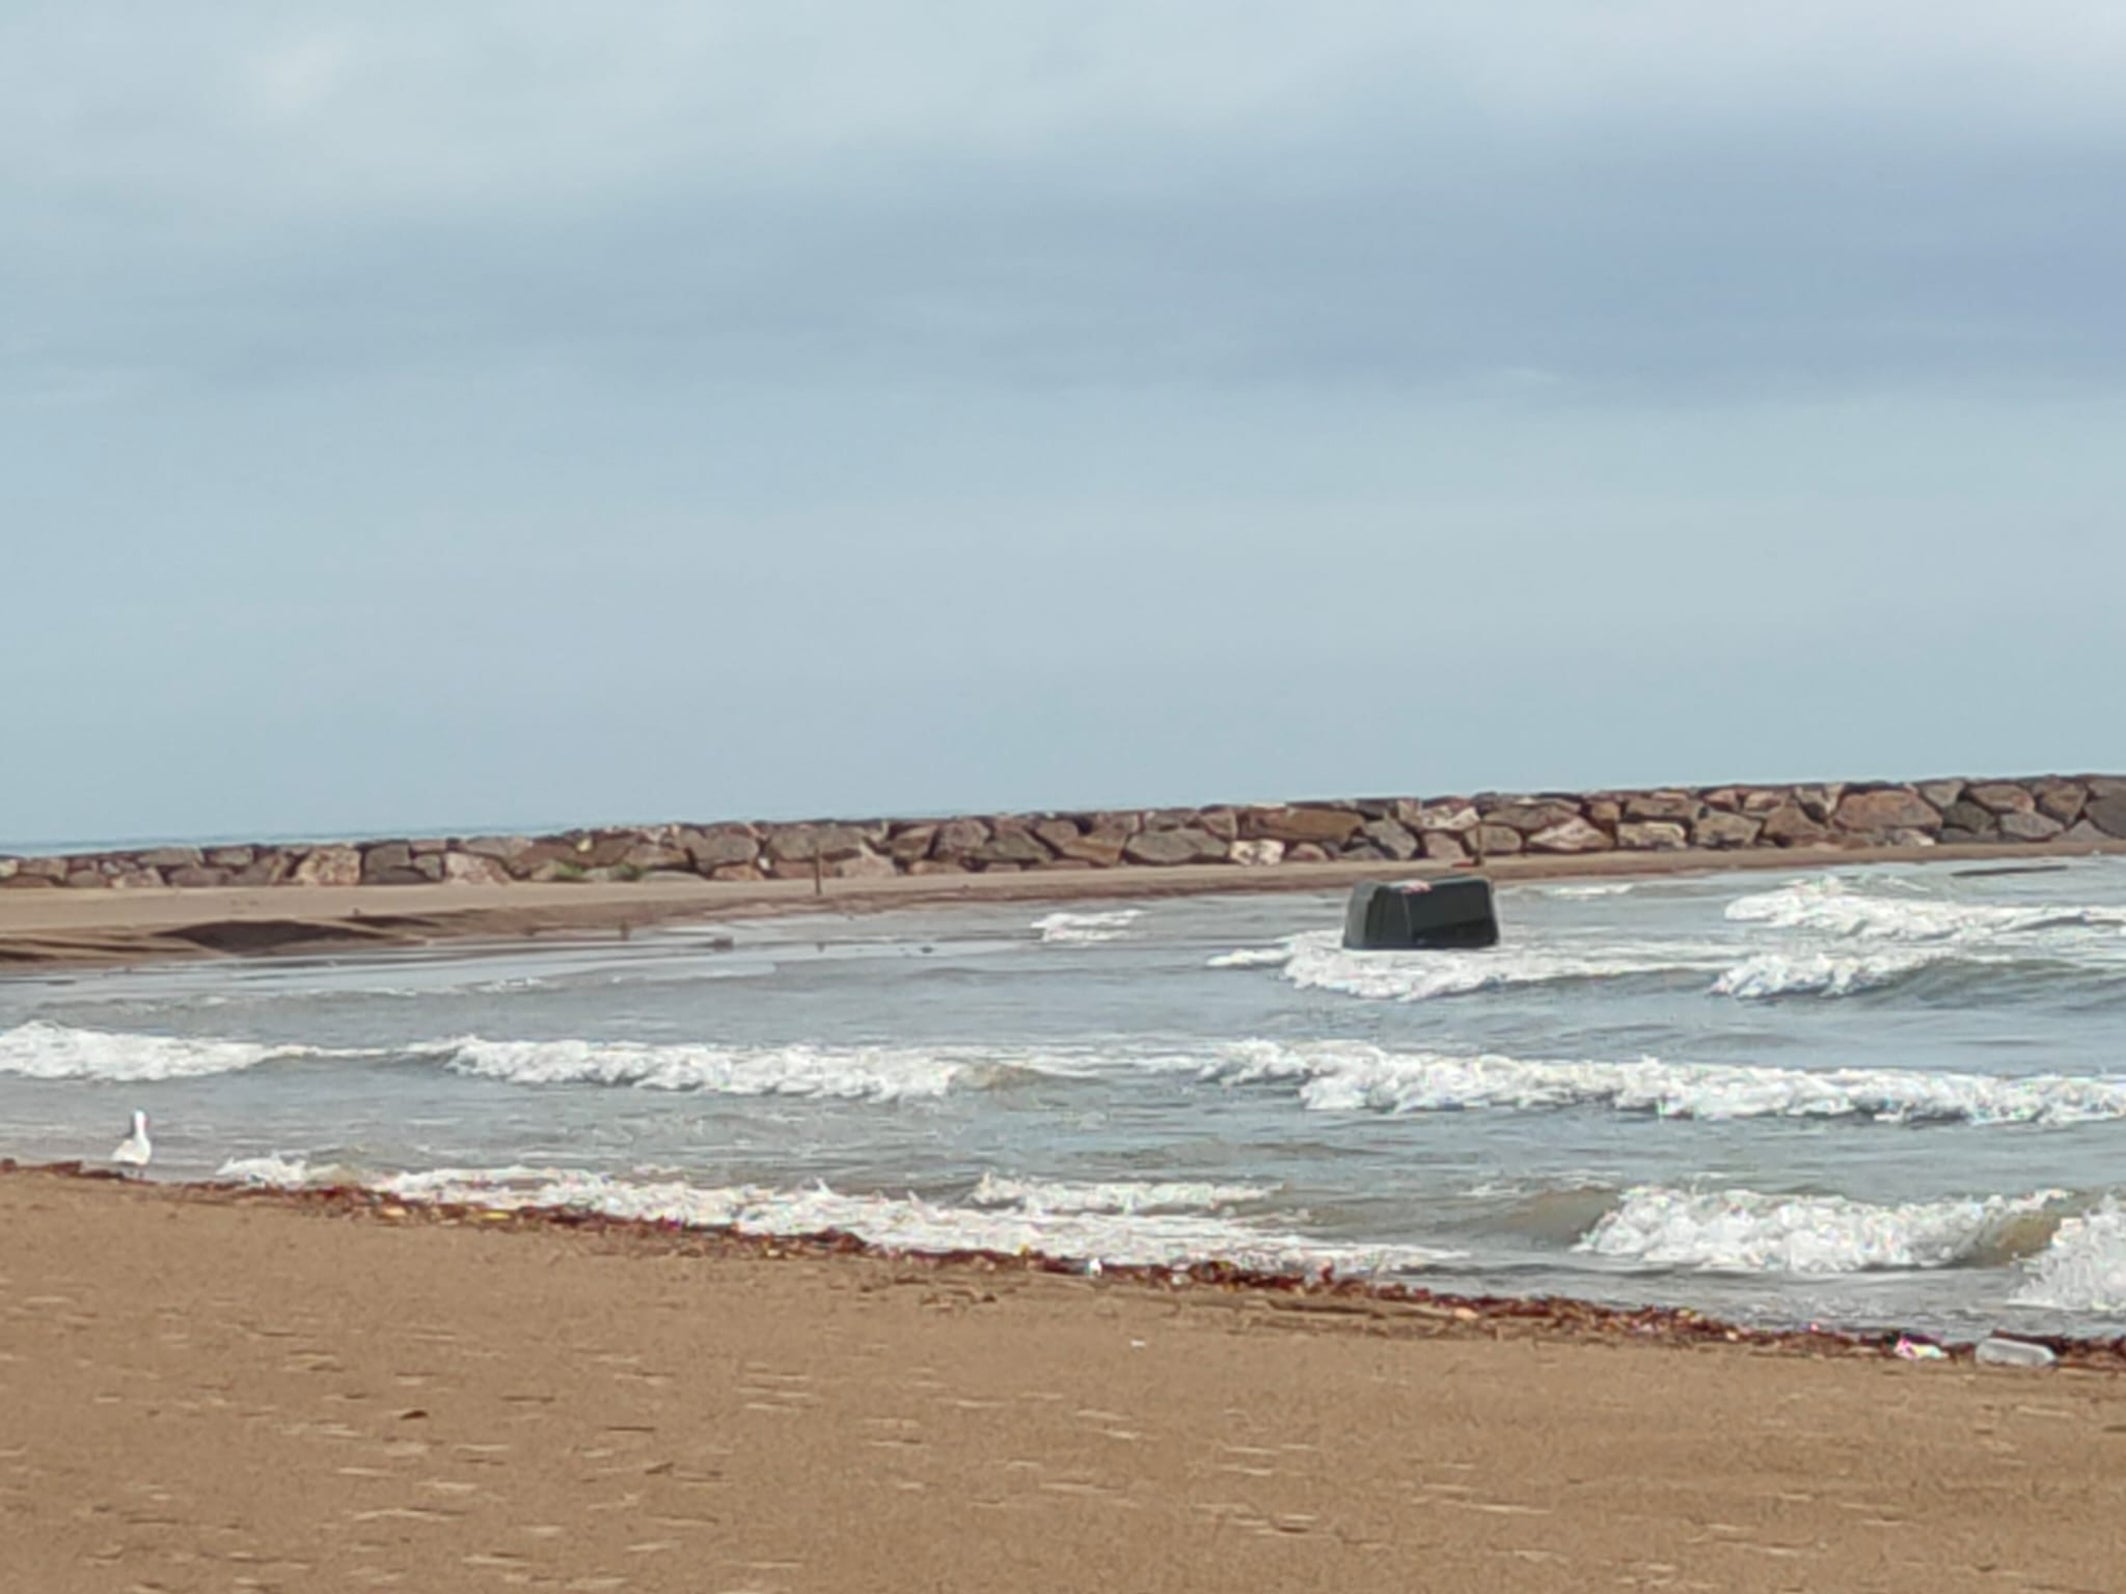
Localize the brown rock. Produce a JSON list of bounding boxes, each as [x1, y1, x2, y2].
[[1941, 801, 1997, 836], [685, 828, 761, 870], [1484, 801, 1581, 834], [442, 853, 511, 886], [930, 818, 991, 859], [1360, 818, 1420, 861], [1528, 816, 1613, 854], [1998, 811, 2066, 842], [363, 842, 415, 880], [1623, 793, 1703, 823], [1585, 799, 1622, 826], [906, 858, 967, 876], [366, 867, 431, 886], [884, 825, 938, 863], [409, 837, 452, 856], [1616, 820, 1689, 851], [1965, 782, 2035, 815], [292, 846, 363, 887], [166, 866, 232, 888], [1414, 803, 1480, 834], [1691, 812, 1763, 849], [974, 826, 1052, 867], [1792, 785, 1843, 822], [414, 854, 448, 881], [64, 870, 109, 889], [233, 854, 294, 887], [461, 834, 535, 864], [709, 863, 764, 882], [1760, 804, 1830, 847], [832, 851, 898, 880], [2062, 820, 2111, 846], [2035, 782, 2088, 825], [204, 846, 256, 869], [1240, 807, 1364, 846], [2086, 777, 2126, 801], [1032, 818, 1082, 852], [1420, 832, 1468, 863], [136, 846, 203, 870], [1123, 828, 1225, 866], [1916, 780, 1965, 811], [109, 868, 166, 889], [1196, 808, 1241, 842], [1738, 789, 1789, 816], [1054, 833, 1127, 867], [1471, 824, 1523, 857], [1285, 843, 1332, 864], [764, 825, 867, 863], [621, 843, 689, 872], [2080, 794, 2126, 838], [1229, 839, 1286, 867], [1699, 788, 1742, 811], [19, 857, 68, 881], [1831, 789, 1941, 834]]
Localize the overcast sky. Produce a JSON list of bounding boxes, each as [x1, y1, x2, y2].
[[6, 3, 2123, 846]]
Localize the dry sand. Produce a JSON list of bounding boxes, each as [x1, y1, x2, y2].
[[4, 837, 2120, 969], [4, 1169, 2123, 1593]]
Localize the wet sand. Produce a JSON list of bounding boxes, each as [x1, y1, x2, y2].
[[4, 837, 2119, 969], [4, 1169, 2123, 1593]]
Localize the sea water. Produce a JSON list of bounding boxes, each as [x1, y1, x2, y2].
[[5, 858, 2126, 1339]]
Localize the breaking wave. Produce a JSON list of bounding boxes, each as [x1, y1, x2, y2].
[[1190, 1040, 2126, 1126], [429, 1037, 1076, 1101], [1032, 908, 1144, 945], [967, 1173, 1272, 1214], [1727, 876, 2126, 943], [2010, 1198, 2126, 1312], [1577, 1185, 2066, 1275], [213, 1161, 1451, 1277], [0, 1020, 331, 1082]]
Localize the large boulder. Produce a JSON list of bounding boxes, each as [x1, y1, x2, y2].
[[1941, 801, 1998, 836], [1229, 839, 1286, 867], [1691, 811, 1763, 849], [2082, 794, 2126, 838], [974, 826, 1052, 867], [832, 851, 899, 880], [1413, 803, 1480, 834], [1483, 800, 1581, 834], [1760, 804, 1830, 847], [291, 846, 363, 887], [442, 852, 511, 885], [1622, 792, 1703, 823], [1616, 820, 1689, 851], [1420, 831, 1468, 863], [1123, 828, 1226, 866], [362, 842, 414, 880], [1360, 818, 1421, 860], [1053, 832, 1128, 867], [764, 825, 867, 863], [686, 828, 761, 870], [136, 846, 204, 870], [1999, 811, 2066, 842], [929, 818, 991, 861], [2034, 782, 2088, 825], [1528, 816, 1613, 853], [1241, 806, 1364, 845], [1832, 789, 1941, 835], [1965, 782, 2035, 815], [1471, 824, 1523, 856]]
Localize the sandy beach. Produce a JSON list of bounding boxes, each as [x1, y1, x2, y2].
[[0, 1167, 2119, 1593], [4, 836, 2119, 969]]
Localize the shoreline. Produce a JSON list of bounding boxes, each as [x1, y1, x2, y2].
[[8, 1164, 2125, 1593], [12, 1162, 2122, 1370], [4, 835, 2121, 971]]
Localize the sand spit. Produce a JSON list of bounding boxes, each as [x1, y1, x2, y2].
[[4, 836, 2122, 971]]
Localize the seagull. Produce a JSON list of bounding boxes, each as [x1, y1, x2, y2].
[[111, 1110, 152, 1174]]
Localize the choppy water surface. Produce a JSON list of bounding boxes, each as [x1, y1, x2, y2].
[[6, 859, 2126, 1339]]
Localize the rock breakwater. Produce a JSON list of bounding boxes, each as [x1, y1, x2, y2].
[[5, 776, 2123, 892]]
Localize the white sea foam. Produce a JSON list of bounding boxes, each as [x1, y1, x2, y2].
[[216, 1153, 318, 1186], [1270, 930, 1728, 1002], [0, 1020, 324, 1082], [968, 1173, 1272, 1214], [1205, 945, 1294, 969], [1191, 1039, 2126, 1125], [431, 1037, 1070, 1101], [1032, 908, 1144, 945], [1535, 882, 1637, 898], [2011, 1199, 2126, 1312], [1578, 1185, 2065, 1275], [345, 1166, 1451, 1276], [1710, 950, 1937, 999], [1726, 876, 2126, 943]]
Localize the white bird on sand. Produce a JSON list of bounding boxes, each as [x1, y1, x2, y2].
[[111, 1110, 152, 1174]]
